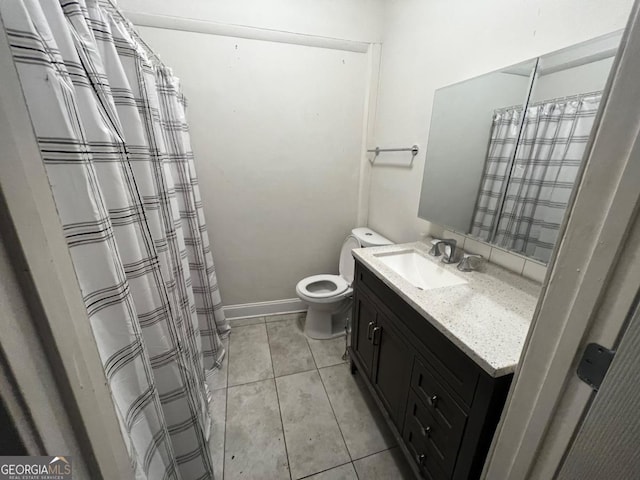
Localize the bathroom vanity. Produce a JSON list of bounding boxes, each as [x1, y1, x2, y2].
[[348, 242, 539, 480]]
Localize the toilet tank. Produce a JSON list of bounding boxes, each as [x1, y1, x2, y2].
[[351, 227, 393, 247]]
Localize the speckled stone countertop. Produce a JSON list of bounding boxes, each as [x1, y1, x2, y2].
[[352, 241, 541, 377]]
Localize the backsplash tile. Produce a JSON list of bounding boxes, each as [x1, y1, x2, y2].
[[463, 237, 492, 258], [443, 229, 467, 247], [430, 227, 546, 283], [522, 260, 547, 283], [489, 247, 526, 275]]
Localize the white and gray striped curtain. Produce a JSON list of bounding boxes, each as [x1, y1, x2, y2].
[[1, 0, 229, 478], [471, 93, 601, 263], [493, 93, 602, 262], [470, 106, 523, 241]]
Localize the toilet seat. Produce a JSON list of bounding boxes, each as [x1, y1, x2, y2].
[[296, 274, 349, 299], [296, 229, 393, 339], [296, 235, 362, 304]]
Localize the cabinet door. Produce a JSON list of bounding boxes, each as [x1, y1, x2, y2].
[[352, 292, 377, 379], [371, 311, 413, 429]]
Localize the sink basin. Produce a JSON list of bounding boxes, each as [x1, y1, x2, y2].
[[374, 250, 468, 290]]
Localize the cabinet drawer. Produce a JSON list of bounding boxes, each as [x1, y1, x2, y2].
[[411, 358, 468, 458], [356, 263, 479, 405], [403, 409, 448, 480], [405, 389, 463, 476]]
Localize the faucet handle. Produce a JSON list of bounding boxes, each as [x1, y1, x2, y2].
[[429, 238, 457, 259], [457, 254, 484, 272], [442, 242, 461, 264], [440, 239, 458, 264]]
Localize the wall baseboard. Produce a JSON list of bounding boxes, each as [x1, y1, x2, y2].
[[224, 298, 306, 320]]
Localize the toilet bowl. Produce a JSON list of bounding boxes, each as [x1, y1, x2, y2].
[[296, 227, 393, 339]]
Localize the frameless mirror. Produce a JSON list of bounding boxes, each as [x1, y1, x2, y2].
[[418, 59, 536, 234], [418, 32, 622, 264]]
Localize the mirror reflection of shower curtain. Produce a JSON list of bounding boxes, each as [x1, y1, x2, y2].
[[470, 106, 523, 241], [493, 93, 602, 263]]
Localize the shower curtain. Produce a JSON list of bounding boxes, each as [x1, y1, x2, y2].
[[471, 93, 601, 263], [1, 0, 229, 478], [493, 93, 602, 262], [470, 106, 523, 241]]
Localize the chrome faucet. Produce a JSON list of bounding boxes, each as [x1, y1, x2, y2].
[[429, 238, 458, 264], [457, 254, 484, 272]]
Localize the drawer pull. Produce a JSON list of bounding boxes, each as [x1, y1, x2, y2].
[[427, 394, 439, 408], [415, 416, 432, 438], [416, 453, 426, 466], [372, 326, 382, 345], [367, 321, 375, 340]]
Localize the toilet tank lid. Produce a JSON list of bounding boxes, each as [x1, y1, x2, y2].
[[351, 227, 393, 247]]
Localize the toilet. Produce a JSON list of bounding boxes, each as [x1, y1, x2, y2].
[[296, 227, 393, 339]]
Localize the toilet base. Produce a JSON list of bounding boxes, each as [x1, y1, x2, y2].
[[303, 300, 350, 340]]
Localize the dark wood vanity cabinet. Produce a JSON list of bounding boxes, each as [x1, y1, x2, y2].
[[349, 260, 512, 480], [372, 307, 414, 427]]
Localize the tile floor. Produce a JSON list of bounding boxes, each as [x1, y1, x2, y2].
[[206, 313, 414, 479]]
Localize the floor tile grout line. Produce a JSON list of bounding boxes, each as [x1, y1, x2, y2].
[[222, 335, 230, 480], [305, 335, 320, 372], [305, 333, 356, 465], [314, 348, 354, 464], [298, 334, 357, 480], [296, 460, 354, 480], [303, 319, 347, 371], [353, 461, 360, 480], [272, 366, 317, 381], [315, 361, 347, 372], [318, 378, 352, 463], [265, 322, 293, 480], [221, 387, 228, 480], [227, 374, 276, 390], [350, 446, 397, 463], [267, 317, 317, 378], [311, 357, 397, 477], [226, 323, 275, 388], [307, 338, 319, 367]]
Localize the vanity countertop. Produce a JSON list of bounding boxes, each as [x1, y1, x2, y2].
[[352, 241, 541, 377]]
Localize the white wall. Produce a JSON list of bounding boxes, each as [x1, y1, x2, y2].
[[117, 0, 390, 306], [138, 26, 368, 305], [118, 1, 385, 306], [369, 0, 634, 245]]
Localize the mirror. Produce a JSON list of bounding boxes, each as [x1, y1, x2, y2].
[[418, 32, 622, 264], [418, 60, 536, 235]]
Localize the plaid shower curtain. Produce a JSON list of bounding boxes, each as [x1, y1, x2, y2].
[[470, 106, 523, 241], [1, 0, 229, 478], [493, 93, 602, 263], [471, 93, 601, 263]]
